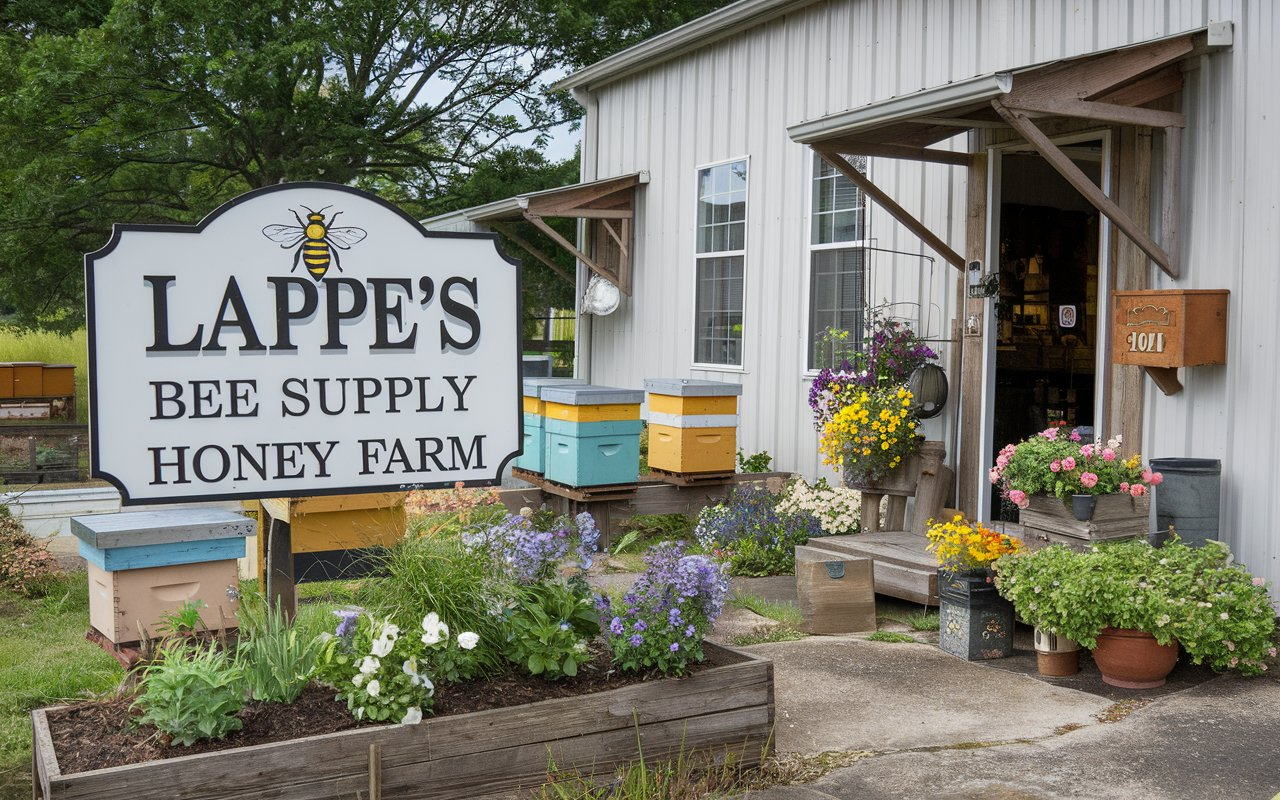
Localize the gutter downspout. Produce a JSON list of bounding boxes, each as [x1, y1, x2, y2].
[[572, 86, 597, 383]]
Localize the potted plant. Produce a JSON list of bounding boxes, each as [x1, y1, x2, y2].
[[988, 427, 1163, 544], [925, 515, 1022, 660], [995, 536, 1278, 688]]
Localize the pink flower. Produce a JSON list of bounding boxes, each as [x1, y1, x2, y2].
[[1080, 444, 1094, 458], [1148, 470, 1164, 486], [1050, 460, 1062, 473], [1102, 448, 1116, 462], [1229, 657, 1239, 668], [1008, 489, 1028, 509], [1253, 577, 1265, 587], [1061, 457, 1076, 471], [996, 454, 1010, 468], [1070, 430, 1082, 442], [1080, 472, 1098, 488], [1130, 484, 1147, 497], [1119, 482, 1130, 492], [989, 468, 1001, 484], [1269, 647, 1277, 658], [1040, 428, 1059, 441]]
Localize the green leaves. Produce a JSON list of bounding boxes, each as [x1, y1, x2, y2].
[[235, 593, 321, 704], [132, 641, 244, 746], [502, 580, 598, 680]]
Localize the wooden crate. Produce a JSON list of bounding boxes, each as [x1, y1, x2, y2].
[[87, 560, 239, 643], [12, 362, 43, 398], [648, 425, 737, 474], [1112, 289, 1229, 368], [32, 642, 773, 800], [1020, 493, 1150, 548], [0, 364, 12, 398], [794, 545, 876, 634]]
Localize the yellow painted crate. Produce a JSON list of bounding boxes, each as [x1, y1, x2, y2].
[[644, 379, 743, 475], [649, 424, 737, 473], [255, 493, 407, 584]]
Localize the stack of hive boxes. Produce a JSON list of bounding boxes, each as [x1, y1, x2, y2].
[[541, 384, 644, 487], [644, 379, 742, 475], [516, 377, 586, 475], [71, 509, 252, 643]]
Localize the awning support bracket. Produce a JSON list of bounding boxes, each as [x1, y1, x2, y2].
[[991, 99, 1179, 279], [523, 212, 630, 294], [814, 146, 967, 271], [488, 221, 576, 288]]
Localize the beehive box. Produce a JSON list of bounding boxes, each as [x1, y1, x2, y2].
[[41, 364, 76, 396], [11, 362, 43, 398], [644, 379, 742, 474], [540, 385, 643, 487], [517, 378, 586, 474], [794, 545, 876, 634], [72, 509, 253, 644], [255, 492, 407, 583]]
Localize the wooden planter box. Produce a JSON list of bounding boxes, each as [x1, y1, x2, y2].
[[1020, 493, 1150, 549], [31, 643, 773, 800]]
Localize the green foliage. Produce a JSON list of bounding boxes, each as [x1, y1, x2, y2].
[[728, 594, 803, 627], [234, 593, 321, 704], [156, 600, 206, 636], [996, 537, 1279, 674], [723, 537, 796, 578], [865, 631, 917, 643], [881, 610, 940, 632], [812, 325, 859, 371], [501, 579, 599, 679], [729, 624, 807, 647], [615, 514, 695, 553], [133, 642, 244, 746], [0, 328, 88, 421], [736, 449, 773, 473], [0, 508, 61, 598], [364, 531, 508, 679]]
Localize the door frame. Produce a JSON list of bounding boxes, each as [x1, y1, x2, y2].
[[976, 129, 1115, 521]]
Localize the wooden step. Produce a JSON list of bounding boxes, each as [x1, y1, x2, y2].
[[812, 531, 939, 606]]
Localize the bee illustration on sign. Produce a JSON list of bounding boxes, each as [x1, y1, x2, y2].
[[261, 206, 368, 282]]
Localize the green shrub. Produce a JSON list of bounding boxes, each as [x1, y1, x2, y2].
[[0, 507, 60, 598], [501, 579, 599, 679], [133, 642, 244, 746], [235, 593, 321, 703]]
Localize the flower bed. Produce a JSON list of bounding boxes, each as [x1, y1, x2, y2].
[[32, 641, 773, 800]]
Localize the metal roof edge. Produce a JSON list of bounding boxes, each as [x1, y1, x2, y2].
[[420, 172, 650, 228], [554, 0, 821, 94]]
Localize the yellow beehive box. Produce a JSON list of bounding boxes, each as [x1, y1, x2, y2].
[[644, 379, 742, 474], [87, 559, 240, 643], [12, 362, 43, 398], [255, 493, 407, 584], [41, 364, 76, 396], [0, 364, 13, 399]]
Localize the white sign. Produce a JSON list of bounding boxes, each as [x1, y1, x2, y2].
[[1058, 305, 1078, 329], [86, 183, 521, 504]]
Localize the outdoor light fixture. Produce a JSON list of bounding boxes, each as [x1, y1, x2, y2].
[[908, 363, 949, 419], [581, 274, 621, 315], [967, 260, 999, 299]]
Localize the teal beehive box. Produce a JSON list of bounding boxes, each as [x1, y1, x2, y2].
[[517, 378, 586, 474], [540, 385, 644, 487]]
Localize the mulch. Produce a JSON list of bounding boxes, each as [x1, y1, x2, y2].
[[45, 643, 740, 775]]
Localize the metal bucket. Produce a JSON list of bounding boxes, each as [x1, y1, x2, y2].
[[1150, 458, 1222, 548]]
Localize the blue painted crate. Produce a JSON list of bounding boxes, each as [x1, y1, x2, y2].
[[79, 536, 247, 572], [544, 419, 643, 487], [516, 412, 546, 473]]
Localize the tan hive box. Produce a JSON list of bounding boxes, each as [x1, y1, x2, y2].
[[1112, 289, 1229, 368], [88, 560, 240, 643]]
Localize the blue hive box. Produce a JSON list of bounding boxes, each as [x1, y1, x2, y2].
[[539, 385, 644, 487], [516, 378, 586, 474]]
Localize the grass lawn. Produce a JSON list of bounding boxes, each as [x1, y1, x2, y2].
[[0, 573, 124, 799]]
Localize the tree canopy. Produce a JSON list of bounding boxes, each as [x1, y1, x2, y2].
[[0, 0, 728, 328]]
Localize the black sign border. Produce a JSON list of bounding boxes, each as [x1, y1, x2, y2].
[[84, 181, 525, 506]]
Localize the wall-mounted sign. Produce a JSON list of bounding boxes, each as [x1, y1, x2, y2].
[[1058, 305, 1077, 328], [86, 183, 522, 504], [1111, 289, 1228, 369]]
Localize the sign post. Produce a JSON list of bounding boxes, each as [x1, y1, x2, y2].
[[86, 182, 523, 505]]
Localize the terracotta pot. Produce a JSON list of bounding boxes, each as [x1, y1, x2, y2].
[[1091, 627, 1179, 688], [1036, 650, 1080, 676]]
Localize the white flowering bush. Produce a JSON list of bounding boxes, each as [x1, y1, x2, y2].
[[775, 477, 861, 536], [317, 611, 480, 723]]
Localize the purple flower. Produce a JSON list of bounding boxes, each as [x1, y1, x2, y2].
[[669, 642, 680, 652], [685, 624, 696, 637], [609, 617, 624, 635], [629, 634, 644, 647], [634, 619, 647, 632], [334, 609, 360, 639]]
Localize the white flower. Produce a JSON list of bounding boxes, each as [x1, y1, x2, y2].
[[359, 656, 380, 674], [457, 631, 480, 650], [421, 612, 449, 645], [353, 674, 366, 687], [1221, 612, 1230, 620], [379, 622, 401, 641], [355, 706, 365, 720], [401, 707, 423, 725], [367, 679, 381, 697], [371, 636, 395, 658]]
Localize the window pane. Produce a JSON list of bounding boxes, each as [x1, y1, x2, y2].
[[713, 200, 729, 225], [833, 210, 861, 242], [808, 248, 866, 370], [811, 153, 866, 245], [728, 221, 745, 251], [695, 255, 745, 366]]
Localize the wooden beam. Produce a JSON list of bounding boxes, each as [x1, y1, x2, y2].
[[1145, 366, 1184, 395], [813, 147, 966, 270], [956, 151, 988, 518], [619, 218, 632, 295], [1109, 127, 1151, 443], [991, 100, 1178, 279], [1006, 35, 1194, 104], [823, 140, 973, 167], [1004, 98, 1185, 129], [1096, 66, 1183, 107], [488, 221, 576, 287], [600, 218, 627, 257], [1161, 126, 1182, 280], [915, 116, 1011, 130], [550, 208, 633, 219], [523, 212, 626, 292], [524, 175, 641, 216]]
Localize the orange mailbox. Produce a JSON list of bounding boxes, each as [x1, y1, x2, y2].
[[1112, 289, 1229, 368]]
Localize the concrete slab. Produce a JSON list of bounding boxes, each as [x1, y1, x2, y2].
[[741, 637, 1112, 756], [765, 674, 1280, 800]]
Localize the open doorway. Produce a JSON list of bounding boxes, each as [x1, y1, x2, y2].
[[989, 139, 1107, 520]]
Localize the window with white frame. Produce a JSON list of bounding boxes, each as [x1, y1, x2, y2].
[[808, 152, 868, 371], [694, 159, 747, 366]]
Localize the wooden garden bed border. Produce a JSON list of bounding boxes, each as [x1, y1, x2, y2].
[[32, 642, 774, 800]]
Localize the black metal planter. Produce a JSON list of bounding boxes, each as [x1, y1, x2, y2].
[[938, 569, 1014, 660]]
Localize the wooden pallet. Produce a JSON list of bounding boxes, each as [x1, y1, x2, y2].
[[647, 466, 736, 487], [511, 467, 639, 502]]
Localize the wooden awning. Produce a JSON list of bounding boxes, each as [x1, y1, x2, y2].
[[433, 172, 648, 295], [786, 23, 1233, 280]]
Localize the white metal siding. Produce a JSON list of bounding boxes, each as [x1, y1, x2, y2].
[[581, 0, 1280, 584]]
